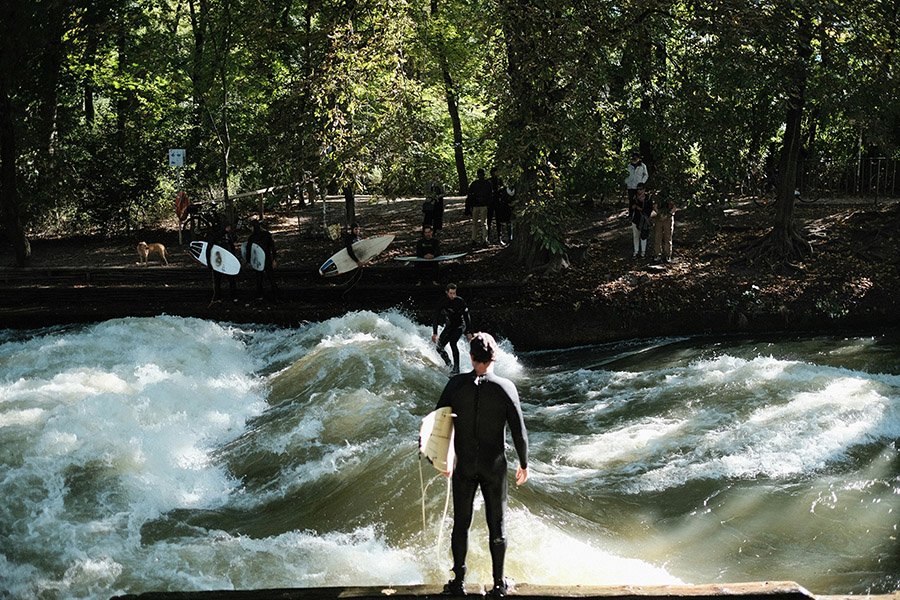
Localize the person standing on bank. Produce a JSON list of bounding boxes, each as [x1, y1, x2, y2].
[[431, 180, 446, 235], [436, 332, 529, 598], [653, 193, 677, 263], [495, 184, 514, 246], [629, 183, 654, 258], [624, 151, 649, 205], [432, 283, 473, 375], [464, 169, 492, 246], [246, 219, 278, 300], [488, 167, 502, 244], [425, 179, 446, 234], [210, 221, 238, 304]]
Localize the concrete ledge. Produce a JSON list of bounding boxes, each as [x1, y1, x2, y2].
[[111, 580, 890, 600]]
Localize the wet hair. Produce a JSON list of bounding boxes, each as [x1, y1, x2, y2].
[[469, 332, 498, 364]]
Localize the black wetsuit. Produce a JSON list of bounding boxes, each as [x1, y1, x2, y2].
[[344, 231, 361, 262], [416, 235, 441, 284], [246, 227, 278, 300], [432, 295, 472, 371], [436, 371, 529, 584], [210, 228, 238, 301]]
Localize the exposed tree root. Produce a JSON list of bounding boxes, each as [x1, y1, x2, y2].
[[740, 223, 813, 271]]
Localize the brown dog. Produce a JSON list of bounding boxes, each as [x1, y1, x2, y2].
[[137, 241, 168, 266]]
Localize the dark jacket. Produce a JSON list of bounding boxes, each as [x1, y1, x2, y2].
[[630, 193, 654, 229], [465, 177, 493, 213], [416, 236, 440, 259]]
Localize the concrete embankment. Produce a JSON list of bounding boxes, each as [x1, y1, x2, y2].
[[1, 264, 898, 350], [110, 581, 899, 600]]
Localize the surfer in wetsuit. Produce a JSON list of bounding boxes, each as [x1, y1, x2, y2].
[[341, 221, 366, 294], [246, 219, 278, 301], [432, 283, 472, 375], [435, 332, 529, 598], [343, 222, 365, 266], [415, 225, 441, 286], [209, 221, 238, 304]]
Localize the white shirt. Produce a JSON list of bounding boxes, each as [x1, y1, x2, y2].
[[625, 162, 649, 189]]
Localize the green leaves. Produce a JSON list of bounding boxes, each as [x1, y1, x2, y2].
[[4, 0, 896, 242]]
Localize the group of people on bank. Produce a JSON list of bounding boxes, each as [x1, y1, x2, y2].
[[206, 218, 279, 304], [626, 151, 677, 262], [460, 167, 515, 247]]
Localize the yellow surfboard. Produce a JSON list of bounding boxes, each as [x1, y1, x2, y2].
[[419, 407, 456, 475]]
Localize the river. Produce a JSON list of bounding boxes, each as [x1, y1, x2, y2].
[[0, 312, 897, 598]]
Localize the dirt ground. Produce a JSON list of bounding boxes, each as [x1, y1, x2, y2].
[[2, 194, 899, 348]]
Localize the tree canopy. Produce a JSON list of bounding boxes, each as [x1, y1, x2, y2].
[[1, 0, 897, 266]]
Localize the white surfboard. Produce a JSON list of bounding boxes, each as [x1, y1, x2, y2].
[[318, 235, 394, 277], [419, 406, 456, 475], [189, 241, 241, 276], [394, 252, 468, 263], [240, 241, 266, 272]]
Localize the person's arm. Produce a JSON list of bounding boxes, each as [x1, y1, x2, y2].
[[461, 300, 472, 336], [345, 235, 360, 263], [268, 233, 277, 263], [505, 385, 529, 483], [640, 164, 649, 184]]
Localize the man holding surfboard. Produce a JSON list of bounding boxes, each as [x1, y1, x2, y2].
[[435, 332, 529, 598], [416, 225, 441, 285], [246, 219, 278, 300]]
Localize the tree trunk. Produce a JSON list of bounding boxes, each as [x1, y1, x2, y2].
[[35, 0, 67, 155], [749, 10, 813, 265], [429, 0, 468, 194], [443, 66, 468, 195], [219, 0, 232, 223], [0, 3, 31, 266], [498, 1, 559, 272], [188, 0, 209, 170], [83, 1, 103, 126]]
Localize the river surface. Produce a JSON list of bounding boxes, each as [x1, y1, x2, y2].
[[0, 312, 897, 599]]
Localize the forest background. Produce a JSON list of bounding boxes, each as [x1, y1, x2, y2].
[[0, 0, 898, 271]]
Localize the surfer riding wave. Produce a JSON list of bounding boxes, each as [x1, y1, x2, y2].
[[432, 283, 472, 375]]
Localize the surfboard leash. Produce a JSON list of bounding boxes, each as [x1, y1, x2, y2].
[[436, 474, 452, 557], [418, 452, 453, 558], [341, 267, 364, 300]]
